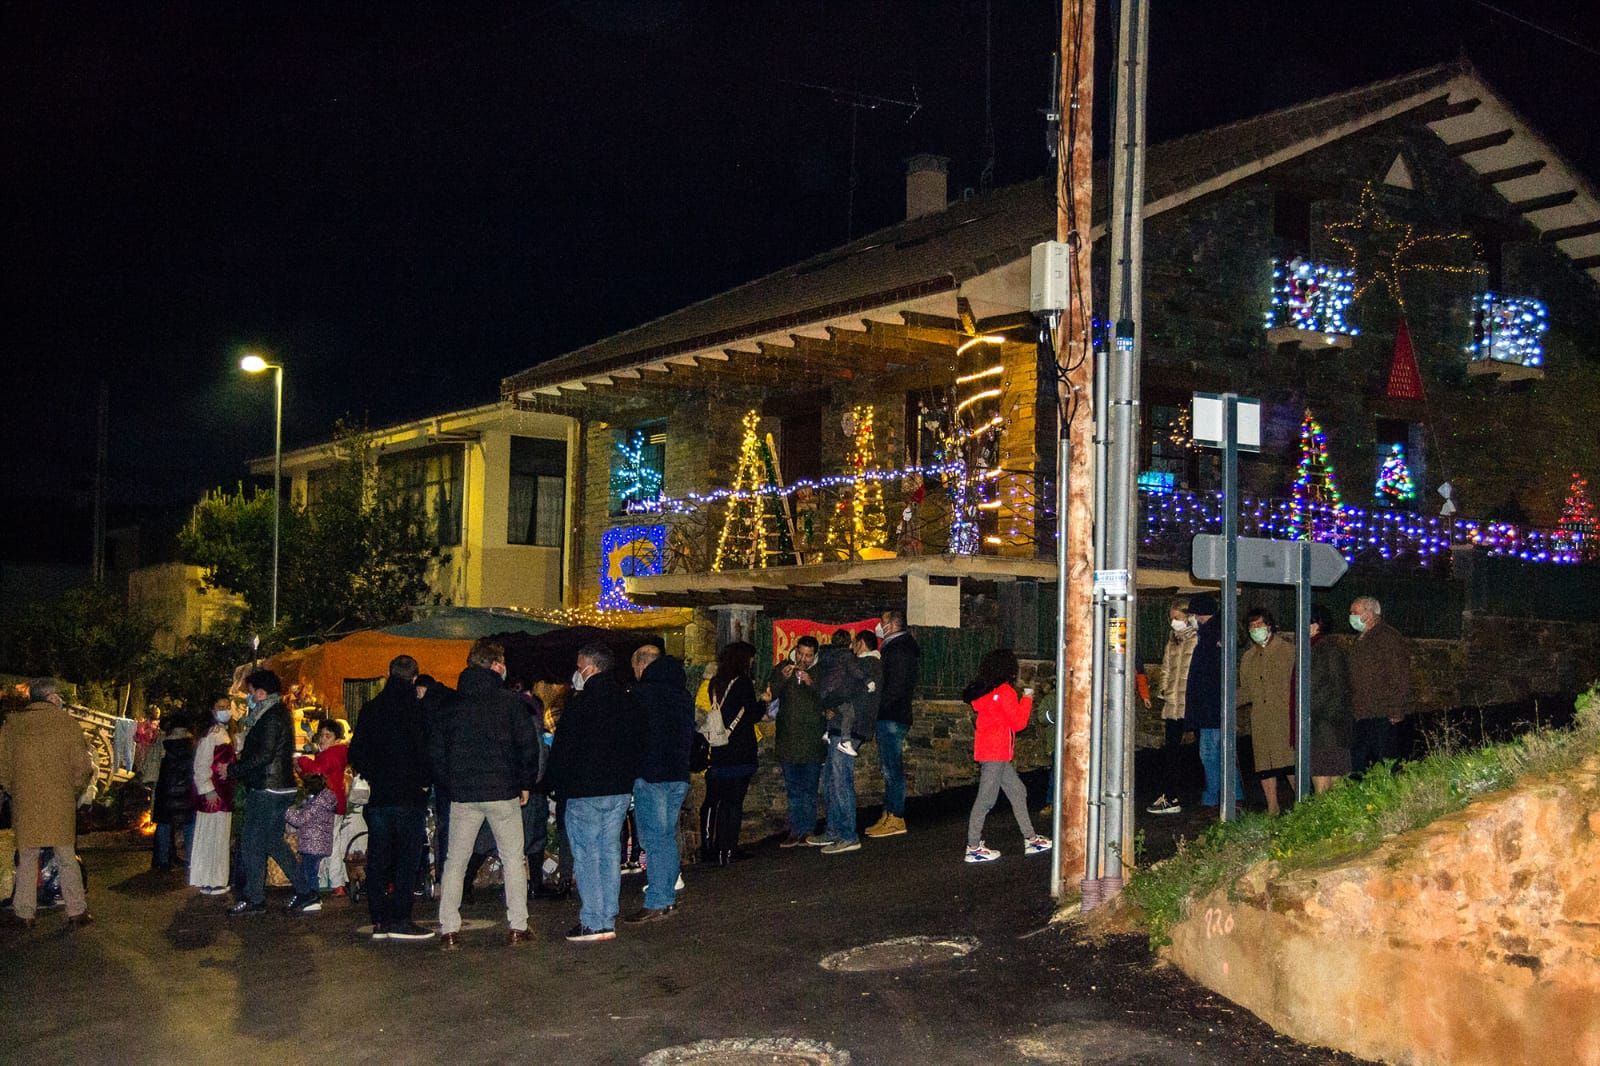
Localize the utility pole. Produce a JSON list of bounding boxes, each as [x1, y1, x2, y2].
[[1054, 0, 1095, 898], [1095, 0, 1151, 903]]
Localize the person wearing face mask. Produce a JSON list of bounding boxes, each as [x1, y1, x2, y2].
[[1237, 608, 1296, 814], [189, 696, 237, 895], [545, 643, 641, 941], [1345, 595, 1412, 774], [1147, 598, 1197, 815], [430, 639, 538, 949]]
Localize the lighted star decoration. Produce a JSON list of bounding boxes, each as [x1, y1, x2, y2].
[[1325, 184, 1479, 309]]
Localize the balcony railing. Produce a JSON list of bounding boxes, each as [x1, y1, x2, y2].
[[1264, 258, 1358, 347], [1468, 292, 1547, 371]]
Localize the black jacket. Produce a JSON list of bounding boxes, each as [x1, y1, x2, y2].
[[153, 732, 196, 825], [547, 673, 640, 799], [633, 655, 695, 784], [1309, 635, 1353, 753], [348, 676, 432, 808], [1183, 615, 1225, 730], [430, 666, 538, 803], [879, 631, 921, 726], [708, 674, 762, 770], [235, 700, 295, 791]]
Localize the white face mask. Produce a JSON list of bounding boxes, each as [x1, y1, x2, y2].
[[213, 709, 232, 724], [570, 669, 588, 691], [1170, 618, 1191, 634], [874, 623, 887, 639]]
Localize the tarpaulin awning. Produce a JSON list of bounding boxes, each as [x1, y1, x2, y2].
[[265, 631, 475, 717]]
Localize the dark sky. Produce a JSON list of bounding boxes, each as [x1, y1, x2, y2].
[[4, 0, 1598, 532]]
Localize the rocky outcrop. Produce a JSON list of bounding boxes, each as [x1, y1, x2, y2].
[[1165, 756, 1600, 1065]]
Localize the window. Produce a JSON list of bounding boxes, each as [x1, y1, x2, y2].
[[1145, 403, 1199, 490], [378, 444, 463, 548], [508, 436, 567, 547], [1273, 189, 1314, 257], [609, 423, 665, 516]]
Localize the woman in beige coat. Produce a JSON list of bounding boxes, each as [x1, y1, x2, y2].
[[0, 678, 95, 925], [1146, 598, 1196, 815], [1238, 608, 1296, 813]]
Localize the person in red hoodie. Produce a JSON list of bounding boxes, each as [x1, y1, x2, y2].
[[296, 719, 350, 814], [961, 649, 1052, 864]]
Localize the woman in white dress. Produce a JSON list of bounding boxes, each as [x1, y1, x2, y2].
[[188, 698, 236, 895]]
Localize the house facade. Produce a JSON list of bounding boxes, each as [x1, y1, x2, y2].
[[252, 401, 579, 613]]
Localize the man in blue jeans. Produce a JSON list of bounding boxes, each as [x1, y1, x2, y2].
[[229, 669, 318, 916], [867, 610, 920, 838], [1181, 594, 1242, 808], [624, 644, 694, 924], [546, 642, 640, 942]]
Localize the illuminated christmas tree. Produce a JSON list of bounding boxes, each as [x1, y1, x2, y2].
[[1290, 409, 1346, 543], [1373, 443, 1417, 507], [847, 405, 887, 554], [611, 430, 662, 508], [1557, 471, 1597, 560], [712, 411, 778, 571]]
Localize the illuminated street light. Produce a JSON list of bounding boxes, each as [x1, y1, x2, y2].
[[240, 352, 283, 629]]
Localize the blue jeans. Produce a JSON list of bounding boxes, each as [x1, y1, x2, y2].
[[153, 820, 195, 868], [877, 720, 909, 816], [241, 789, 310, 904], [565, 794, 631, 931], [822, 737, 858, 844], [298, 853, 326, 893], [1197, 728, 1243, 807], [364, 805, 427, 927], [633, 779, 689, 910], [781, 762, 823, 839]]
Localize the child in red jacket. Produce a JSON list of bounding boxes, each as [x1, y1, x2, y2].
[[961, 649, 1052, 863]]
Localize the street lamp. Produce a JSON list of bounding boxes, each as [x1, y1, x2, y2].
[[240, 353, 283, 630]]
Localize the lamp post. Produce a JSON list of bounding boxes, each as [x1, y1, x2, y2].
[[240, 353, 283, 630]]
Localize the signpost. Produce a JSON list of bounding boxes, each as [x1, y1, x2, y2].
[[1193, 533, 1349, 806]]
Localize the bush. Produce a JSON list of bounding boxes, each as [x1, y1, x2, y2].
[[1125, 682, 1600, 947]]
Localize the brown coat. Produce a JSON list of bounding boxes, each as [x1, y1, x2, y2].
[[0, 701, 95, 847], [1346, 619, 1413, 721], [1238, 634, 1296, 772]]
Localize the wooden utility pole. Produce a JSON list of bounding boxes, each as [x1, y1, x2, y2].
[[1055, 0, 1095, 893]]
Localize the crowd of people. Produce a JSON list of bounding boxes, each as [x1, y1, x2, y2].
[[1144, 593, 1412, 815], [3, 606, 1069, 938]]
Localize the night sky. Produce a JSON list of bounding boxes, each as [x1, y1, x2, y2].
[[4, 1, 1598, 554]]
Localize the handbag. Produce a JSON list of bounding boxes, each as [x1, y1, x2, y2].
[[700, 687, 731, 748], [347, 773, 371, 807]]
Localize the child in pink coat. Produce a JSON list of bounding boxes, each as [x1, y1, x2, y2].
[[961, 648, 1052, 863]]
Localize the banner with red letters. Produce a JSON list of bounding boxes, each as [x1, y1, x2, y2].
[[771, 617, 880, 664]]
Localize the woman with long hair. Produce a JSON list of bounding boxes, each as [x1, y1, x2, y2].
[[189, 697, 236, 895], [960, 648, 1051, 863], [699, 641, 761, 866]]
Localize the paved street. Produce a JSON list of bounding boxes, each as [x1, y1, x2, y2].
[[2, 782, 1359, 1066]]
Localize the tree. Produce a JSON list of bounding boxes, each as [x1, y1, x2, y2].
[[0, 585, 158, 703], [179, 421, 444, 638], [145, 621, 259, 714]]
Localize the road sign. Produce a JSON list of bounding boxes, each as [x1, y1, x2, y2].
[[1191, 534, 1348, 588], [1192, 392, 1261, 451]]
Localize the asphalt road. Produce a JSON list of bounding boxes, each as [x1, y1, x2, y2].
[[1, 780, 1364, 1066]]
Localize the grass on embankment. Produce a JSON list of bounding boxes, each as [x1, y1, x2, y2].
[[1125, 683, 1600, 948]]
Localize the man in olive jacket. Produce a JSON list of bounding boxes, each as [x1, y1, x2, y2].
[[768, 636, 826, 846], [0, 678, 95, 927], [1346, 596, 1412, 774]]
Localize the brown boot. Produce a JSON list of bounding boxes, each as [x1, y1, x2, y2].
[[439, 932, 461, 951], [865, 814, 907, 838], [507, 929, 531, 947], [66, 913, 95, 929]]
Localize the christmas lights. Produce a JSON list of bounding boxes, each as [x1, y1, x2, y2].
[[712, 410, 782, 571], [847, 405, 887, 554], [1468, 293, 1547, 369], [598, 524, 668, 610], [1291, 410, 1347, 544], [1265, 258, 1358, 335], [1557, 472, 1596, 561], [611, 429, 662, 508], [1374, 444, 1417, 506], [1325, 183, 1479, 307]]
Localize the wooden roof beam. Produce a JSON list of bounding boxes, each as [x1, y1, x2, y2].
[[1479, 159, 1546, 185], [1543, 219, 1600, 243], [1446, 129, 1514, 156], [1510, 189, 1578, 214]]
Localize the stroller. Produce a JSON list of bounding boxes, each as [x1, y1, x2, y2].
[[343, 803, 439, 905]]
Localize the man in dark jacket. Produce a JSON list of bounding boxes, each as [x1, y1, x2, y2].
[[1346, 595, 1413, 774], [768, 636, 826, 847], [430, 640, 537, 949], [546, 642, 639, 942], [348, 654, 434, 941], [624, 645, 693, 924], [1181, 594, 1241, 809], [867, 609, 920, 838], [230, 668, 318, 915]]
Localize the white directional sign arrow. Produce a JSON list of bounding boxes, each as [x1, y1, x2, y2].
[[1191, 534, 1348, 588]]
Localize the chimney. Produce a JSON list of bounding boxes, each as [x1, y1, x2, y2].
[[905, 153, 949, 221]]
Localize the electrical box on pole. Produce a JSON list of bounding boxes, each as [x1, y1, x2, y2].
[[1030, 240, 1071, 313]]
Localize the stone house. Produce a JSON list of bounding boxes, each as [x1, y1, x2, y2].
[[500, 61, 1600, 829]]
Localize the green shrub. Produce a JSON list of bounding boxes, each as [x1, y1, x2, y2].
[[1126, 682, 1600, 948]]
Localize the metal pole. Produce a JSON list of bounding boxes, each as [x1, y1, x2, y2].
[[1295, 540, 1313, 801], [1219, 394, 1239, 823], [271, 365, 282, 631], [1050, 433, 1070, 899]]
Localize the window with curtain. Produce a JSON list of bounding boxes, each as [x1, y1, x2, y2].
[[378, 444, 463, 548], [509, 436, 567, 546]]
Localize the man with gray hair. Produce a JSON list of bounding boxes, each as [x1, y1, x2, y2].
[[0, 679, 96, 928], [1346, 596, 1412, 774], [546, 642, 640, 942]]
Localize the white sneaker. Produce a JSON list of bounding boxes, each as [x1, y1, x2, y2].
[[675, 874, 685, 891], [964, 843, 1001, 863], [838, 739, 857, 757], [1146, 794, 1182, 815], [1024, 835, 1053, 855]]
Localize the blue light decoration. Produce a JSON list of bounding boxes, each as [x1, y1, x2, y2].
[[1137, 470, 1176, 493], [611, 430, 663, 508], [1265, 258, 1358, 336], [598, 524, 667, 611], [1467, 293, 1547, 369], [1373, 444, 1417, 507]]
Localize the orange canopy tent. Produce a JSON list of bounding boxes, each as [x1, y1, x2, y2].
[[265, 630, 474, 718]]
